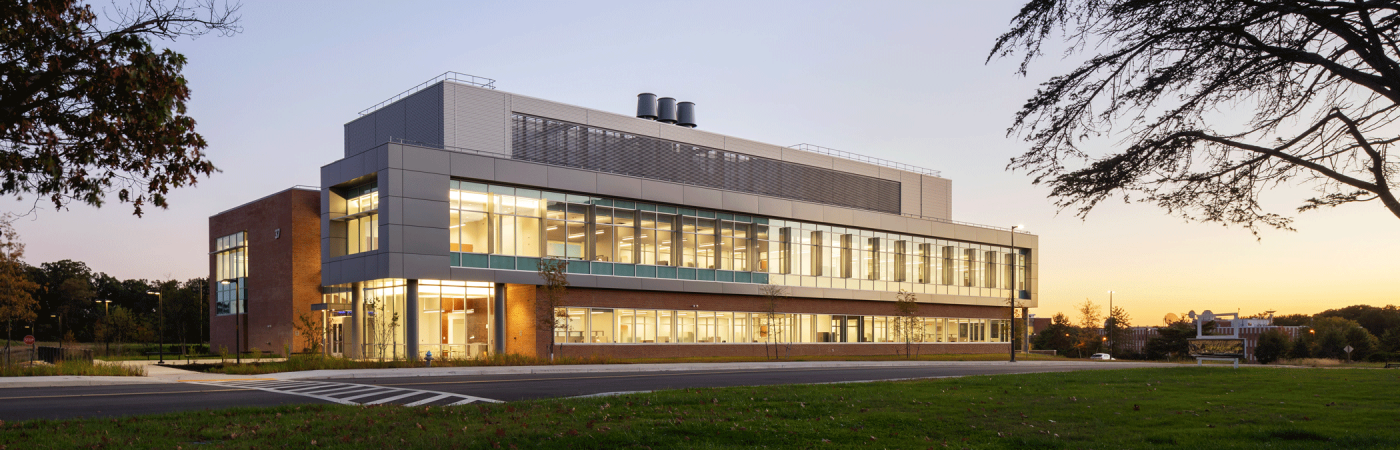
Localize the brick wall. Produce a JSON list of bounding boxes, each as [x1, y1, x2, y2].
[[208, 188, 321, 356]]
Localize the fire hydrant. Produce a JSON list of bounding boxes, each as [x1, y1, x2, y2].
[[425, 351, 433, 367]]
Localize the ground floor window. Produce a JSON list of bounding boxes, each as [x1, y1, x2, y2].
[[555, 306, 1010, 344]]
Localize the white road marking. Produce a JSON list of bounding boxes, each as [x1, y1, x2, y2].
[[187, 380, 500, 406]]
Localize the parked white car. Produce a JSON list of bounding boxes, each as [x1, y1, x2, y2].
[[1090, 353, 1115, 361]]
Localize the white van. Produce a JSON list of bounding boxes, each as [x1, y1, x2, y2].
[[1090, 353, 1114, 361]]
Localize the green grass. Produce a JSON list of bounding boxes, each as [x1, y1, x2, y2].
[[0, 360, 144, 377], [3, 367, 1397, 448], [191, 352, 1067, 375]]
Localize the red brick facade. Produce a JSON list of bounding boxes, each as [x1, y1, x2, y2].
[[208, 188, 321, 356], [508, 286, 1012, 359]]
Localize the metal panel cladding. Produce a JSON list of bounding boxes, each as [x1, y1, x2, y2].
[[511, 114, 901, 214]]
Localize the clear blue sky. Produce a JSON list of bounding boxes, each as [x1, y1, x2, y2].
[[7, 1, 1395, 324]]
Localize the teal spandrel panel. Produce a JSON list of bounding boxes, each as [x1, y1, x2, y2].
[[461, 253, 490, 268]]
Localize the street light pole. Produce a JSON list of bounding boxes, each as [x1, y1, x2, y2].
[[1009, 225, 1018, 363], [1106, 290, 1115, 355], [95, 300, 111, 356], [147, 290, 164, 365], [49, 315, 62, 356]]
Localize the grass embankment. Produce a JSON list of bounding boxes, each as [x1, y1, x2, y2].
[[194, 352, 1064, 375], [0, 360, 144, 377], [5, 367, 1398, 448]]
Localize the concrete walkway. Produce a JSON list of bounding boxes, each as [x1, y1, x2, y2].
[[0, 360, 1181, 388]]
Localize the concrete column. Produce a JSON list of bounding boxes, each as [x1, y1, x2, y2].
[[406, 279, 419, 361], [493, 283, 506, 355], [349, 282, 362, 359]]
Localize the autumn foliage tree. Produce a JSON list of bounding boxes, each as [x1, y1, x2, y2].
[[992, 1, 1400, 233], [0, 0, 240, 216], [0, 217, 38, 364]]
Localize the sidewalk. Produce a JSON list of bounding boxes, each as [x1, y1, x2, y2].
[[0, 359, 1180, 388]]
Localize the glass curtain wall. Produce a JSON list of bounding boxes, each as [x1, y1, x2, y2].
[[342, 182, 379, 255], [449, 181, 1029, 299], [361, 279, 406, 360], [555, 306, 1011, 345], [418, 280, 493, 359]]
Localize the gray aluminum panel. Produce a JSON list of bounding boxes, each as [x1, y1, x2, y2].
[[401, 145, 451, 176], [546, 166, 598, 192], [400, 198, 450, 230], [639, 179, 685, 204], [403, 83, 445, 148], [450, 267, 496, 283], [403, 254, 451, 280], [595, 173, 642, 198], [496, 270, 544, 285], [450, 152, 496, 181], [400, 171, 449, 202], [446, 82, 508, 156]]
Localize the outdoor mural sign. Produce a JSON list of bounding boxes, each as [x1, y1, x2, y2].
[[1187, 309, 1243, 368], [1188, 339, 1245, 358]]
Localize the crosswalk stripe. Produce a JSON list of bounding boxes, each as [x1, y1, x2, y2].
[[186, 380, 502, 406], [340, 389, 399, 402], [365, 391, 426, 405], [404, 394, 452, 407]]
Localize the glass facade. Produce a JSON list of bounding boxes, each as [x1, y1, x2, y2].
[[449, 180, 1030, 299], [556, 306, 1011, 344], [213, 232, 247, 316], [340, 181, 379, 255], [320, 280, 494, 360]]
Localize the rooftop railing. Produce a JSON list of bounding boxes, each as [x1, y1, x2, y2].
[[789, 143, 942, 178], [358, 71, 496, 116]]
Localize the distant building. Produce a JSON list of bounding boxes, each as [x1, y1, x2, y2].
[[1115, 318, 1304, 362]]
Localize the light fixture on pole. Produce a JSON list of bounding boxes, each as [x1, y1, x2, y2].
[[50, 314, 62, 356], [147, 290, 164, 365], [1106, 290, 1115, 354], [1008, 225, 1019, 363], [94, 299, 112, 356]]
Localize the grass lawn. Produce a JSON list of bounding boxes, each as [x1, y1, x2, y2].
[[0, 360, 143, 377], [190, 353, 1066, 375], [4, 367, 1398, 448]]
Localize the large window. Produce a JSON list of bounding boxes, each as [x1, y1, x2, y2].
[[448, 180, 1030, 299], [555, 306, 1010, 345], [213, 232, 247, 316], [339, 181, 379, 255]]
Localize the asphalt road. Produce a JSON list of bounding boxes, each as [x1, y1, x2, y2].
[[0, 362, 1153, 421]]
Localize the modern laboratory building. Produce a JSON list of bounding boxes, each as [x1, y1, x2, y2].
[[209, 73, 1039, 360]]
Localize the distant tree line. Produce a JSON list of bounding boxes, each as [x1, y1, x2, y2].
[[1254, 305, 1399, 364], [2, 257, 208, 352], [1031, 303, 1400, 363]]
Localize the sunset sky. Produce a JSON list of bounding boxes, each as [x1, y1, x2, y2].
[[6, 2, 1395, 325]]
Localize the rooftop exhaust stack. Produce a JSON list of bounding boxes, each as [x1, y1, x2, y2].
[[677, 101, 696, 128], [636, 93, 658, 120], [657, 97, 678, 124]]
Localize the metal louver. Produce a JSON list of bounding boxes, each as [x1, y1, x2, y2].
[[511, 114, 901, 214]]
